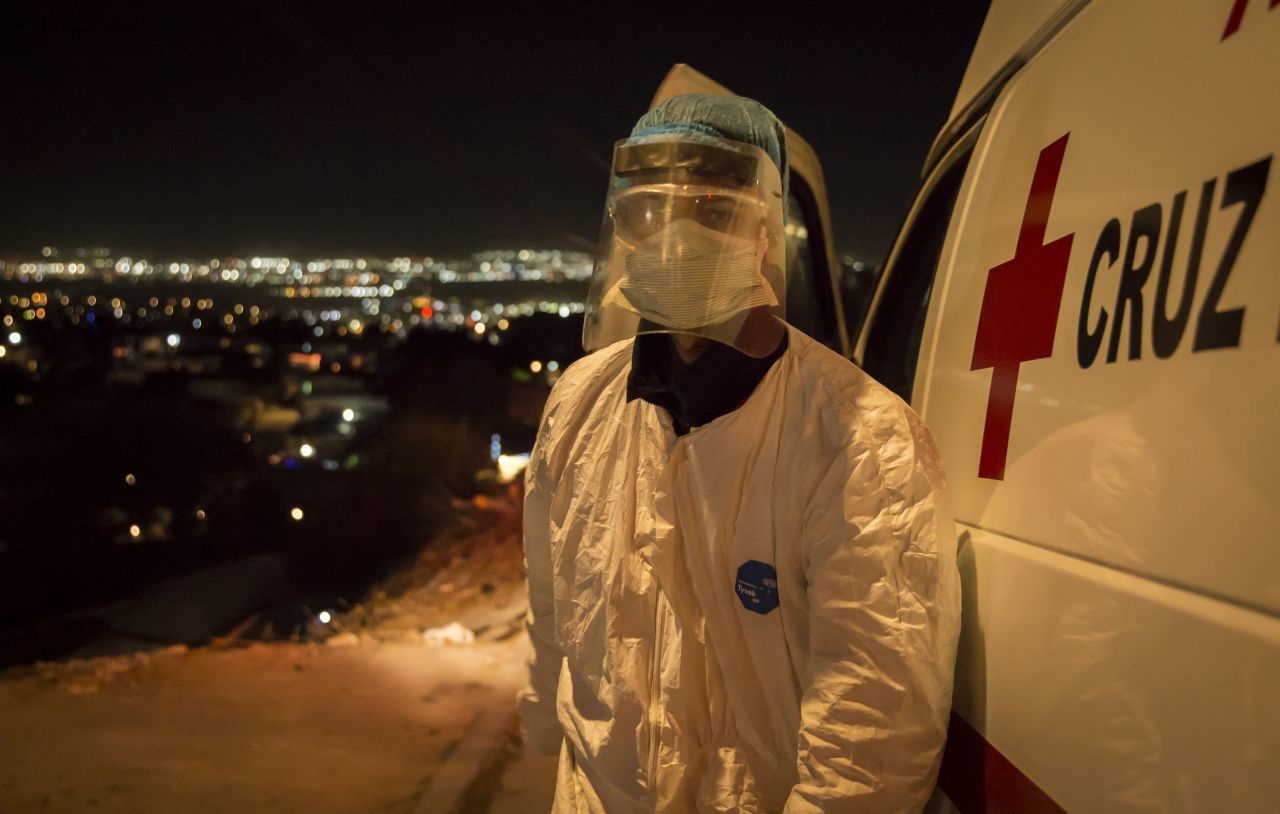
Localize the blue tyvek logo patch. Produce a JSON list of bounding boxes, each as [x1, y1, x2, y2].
[[735, 560, 779, 614]]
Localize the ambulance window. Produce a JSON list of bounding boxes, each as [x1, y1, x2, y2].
[[861, 147, 972, 402], [784, 176, 841, 352]]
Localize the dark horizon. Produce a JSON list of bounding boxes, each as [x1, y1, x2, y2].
[[1, 4, 989, 262]]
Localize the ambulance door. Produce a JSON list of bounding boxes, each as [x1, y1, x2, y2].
[[862, 1, 1280, 811], [649, 65, 850, 355]]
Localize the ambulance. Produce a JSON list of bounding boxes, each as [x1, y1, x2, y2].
[[653, 0, 1279, 809]]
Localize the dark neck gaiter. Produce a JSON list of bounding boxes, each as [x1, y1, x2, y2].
[[625, 330, 788, 436]]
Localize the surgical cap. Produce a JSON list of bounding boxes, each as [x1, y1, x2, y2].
[[630, 93, 789, 201]]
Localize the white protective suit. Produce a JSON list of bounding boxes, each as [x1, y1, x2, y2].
[[520, 324, 961, 813]]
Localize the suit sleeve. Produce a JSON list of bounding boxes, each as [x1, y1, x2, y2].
[[517, 408, 567, 756], [784, 409, 960, 814]]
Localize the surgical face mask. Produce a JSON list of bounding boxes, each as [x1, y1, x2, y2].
[[611, 219, 777, 331]]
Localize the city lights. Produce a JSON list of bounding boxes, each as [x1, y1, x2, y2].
[[0, 244, 598, 494]]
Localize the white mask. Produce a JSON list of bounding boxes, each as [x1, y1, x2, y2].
[[611, 219, 777, 330]]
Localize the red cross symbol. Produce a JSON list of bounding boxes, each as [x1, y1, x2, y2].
[[1222, 0, 1280, 40], [970, 134, 1074, 480]]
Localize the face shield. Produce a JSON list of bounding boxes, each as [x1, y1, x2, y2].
[[582, 133, 787, 358]]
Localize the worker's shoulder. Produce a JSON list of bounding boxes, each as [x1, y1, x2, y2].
[[785, 327, 938, 470], [543, 338, 633, 417], [786, 327, 909, 425]]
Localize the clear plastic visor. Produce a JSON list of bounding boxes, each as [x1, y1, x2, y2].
[[612, 184, 770, 245], [583, 134, 786, 358]]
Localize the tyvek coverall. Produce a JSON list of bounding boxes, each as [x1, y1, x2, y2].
[[520, 325, 960, 813]]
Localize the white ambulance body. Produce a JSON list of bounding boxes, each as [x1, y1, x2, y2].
[[654, 0, 1278, 809], [853, 1, 1280, 810]]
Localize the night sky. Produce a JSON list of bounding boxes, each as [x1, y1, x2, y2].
[[1, 3, 990, 262]]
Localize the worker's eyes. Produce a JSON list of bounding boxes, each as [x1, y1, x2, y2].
[[615, 194, 747, 237], [693, 197, 738, 226]]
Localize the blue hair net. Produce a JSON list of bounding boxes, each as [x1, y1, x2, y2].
[[630, 93, 789, 201]]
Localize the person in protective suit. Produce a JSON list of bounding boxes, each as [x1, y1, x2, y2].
[[520, 92, 960, 813]]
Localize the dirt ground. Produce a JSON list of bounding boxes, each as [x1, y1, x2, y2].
[[0, 495, 550, 814]]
